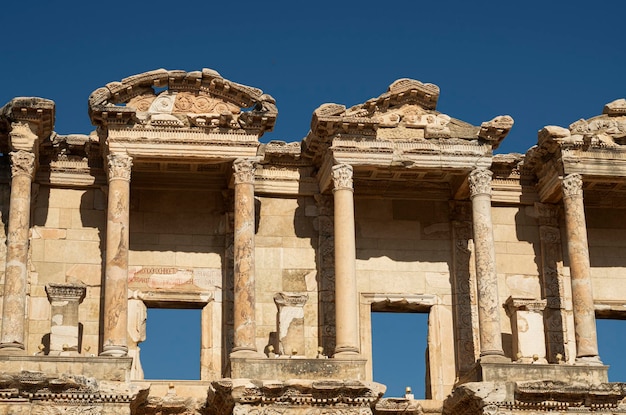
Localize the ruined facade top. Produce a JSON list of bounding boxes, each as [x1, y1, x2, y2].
[[1, 69, 626, 415]]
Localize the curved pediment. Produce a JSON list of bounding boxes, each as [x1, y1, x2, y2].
[[88, 68, 277, 136]]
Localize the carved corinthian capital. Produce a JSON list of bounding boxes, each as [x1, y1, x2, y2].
[[233, 158, 256, 184], [561, 174, 583, 198], [332, 164, 353, 191], [10, 150, 36, 178], [468, 168, 492, 197], [107, 153, 133, 181]]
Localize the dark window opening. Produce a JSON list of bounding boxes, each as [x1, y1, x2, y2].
[[141, 308, 201, 380], [371, 312, 428, 398]]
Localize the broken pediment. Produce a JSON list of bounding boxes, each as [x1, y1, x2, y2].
[[88, 68, 277, 136], [309, 78, 512, 144]]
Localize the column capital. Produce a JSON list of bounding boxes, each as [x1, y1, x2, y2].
[[107, 153, 133, 182], [233, 158, 256, 185], [9, 121, 39, 153], [9, 150, 35, 178], [469, 168, 492, 197], [562, 173, 583, 198], [332, 164, 353, 192]]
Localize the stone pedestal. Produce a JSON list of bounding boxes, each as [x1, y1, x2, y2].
[[0, 150, 36, 353], [46, 283, 86, 355], [332, 164, 360, 357], [231, 159, 259, 356], [468, 168, 506, 361], [505, 297, 547, 364], [561, 174, 601, 364], [101, 153, 132, 357], [274, 292, 308, 356]]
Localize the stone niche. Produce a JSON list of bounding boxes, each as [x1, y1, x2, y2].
[[45, 283, 86, 355], [505, 296, 547, 364]]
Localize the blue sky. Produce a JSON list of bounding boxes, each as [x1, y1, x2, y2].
[[2, 0, 626, 397]]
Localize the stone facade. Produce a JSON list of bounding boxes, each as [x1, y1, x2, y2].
[[1, 69, 625, 414]]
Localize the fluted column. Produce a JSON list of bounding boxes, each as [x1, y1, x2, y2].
[[0, 150, 36, 353], [231, 158, 258, 356], [332, 164, 359, 357], [468, 168, 506, 361], [101, 153, 132, 357], [561, 173, 601, 363]]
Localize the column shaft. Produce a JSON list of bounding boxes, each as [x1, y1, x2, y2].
[[0, 151, 35, 352], [561, 174, 600, 361], [232, 159, 258, 355], [101, 153, 132, 357], [332, 164, 359, 356], [469, 168, 505, 360]]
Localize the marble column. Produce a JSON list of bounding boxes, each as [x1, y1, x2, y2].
[[561, 173, 601, 363], [101, 153, 132, 357], [468, 168, 506, 361], [0, 150, 36, 353], [231, 158, 258, 356], [332, 164, 360, 357]]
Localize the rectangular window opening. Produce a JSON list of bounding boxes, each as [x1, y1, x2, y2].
[[140, 308, 202, 380], [371, 312, 429, 398], [596, 318, 626, 381]]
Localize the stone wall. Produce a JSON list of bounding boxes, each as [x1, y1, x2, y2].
[[29, 187, 105, 356]]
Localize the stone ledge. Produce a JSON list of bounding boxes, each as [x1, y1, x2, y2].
[[460, 361, 609, 386], [0, 355, 133, 382], [230, 357, 367, 380]]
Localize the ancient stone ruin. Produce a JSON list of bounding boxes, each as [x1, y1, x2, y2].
[[1, 68, 626, 414]]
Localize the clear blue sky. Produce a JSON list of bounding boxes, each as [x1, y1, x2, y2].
[[3, 0, 626, 397]]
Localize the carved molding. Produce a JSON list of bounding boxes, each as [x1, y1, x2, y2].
[[273, 292, 308, 307], [107, 153, 133, 181], [468, 168, 492, 197], [332, 164, 353, 191], [45, 283, 86, 302], [10, 150, 36, 178], [9, 121, 39, 152], [233, 158, 256, 184], [561, 173, 583, 198]]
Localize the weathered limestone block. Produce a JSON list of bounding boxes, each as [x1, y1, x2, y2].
[[274, 292, 308, 355], [45, 283, 86, 355], [505, 297, 547, 363]]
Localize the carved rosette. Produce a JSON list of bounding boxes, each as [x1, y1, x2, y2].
[[107, 153, 133, 181], [10, 150, 36, 178], [233, 159, 256, 184], [468, 168, 492, 197], [332, 164, 353, 191], [561, 174, 583, 198]]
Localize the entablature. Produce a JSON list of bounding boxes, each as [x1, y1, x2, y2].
[[525, 98, 626, 203]]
